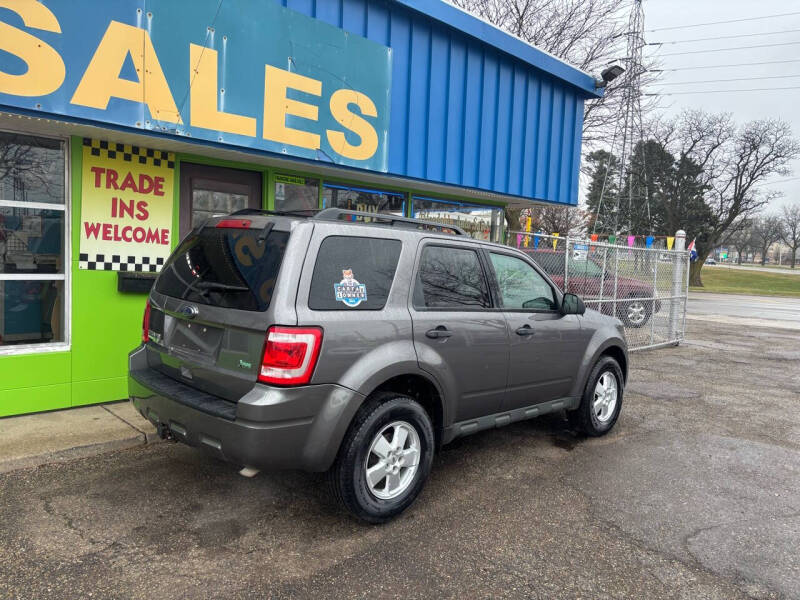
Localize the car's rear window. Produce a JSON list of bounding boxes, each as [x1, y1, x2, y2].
[[308, 236, 402, 310], [155, 226, 289, 311]]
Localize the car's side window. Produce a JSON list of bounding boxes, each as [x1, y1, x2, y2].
[[414, 245, 491, 309], [308, 236, 402, 310], [489, 252, 557, 311]]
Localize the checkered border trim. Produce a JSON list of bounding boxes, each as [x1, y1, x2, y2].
[[82, 138, 175, 169], [79, 253, 165, 273]]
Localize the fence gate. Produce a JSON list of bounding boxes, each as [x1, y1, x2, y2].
[[507, 232, 689, 351]]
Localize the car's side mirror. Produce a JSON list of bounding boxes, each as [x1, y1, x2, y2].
[[561, 293, 585, 316]]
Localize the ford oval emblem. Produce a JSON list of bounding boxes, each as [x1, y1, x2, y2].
[[179, 305, 199, 319]]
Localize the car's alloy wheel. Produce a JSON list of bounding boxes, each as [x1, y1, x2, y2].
[[568, 355, 624, 436], [328, 393, 434, 523], [592, 372, 618, 423], [365, 421, 421, 500], [621, 298, 652, 328], [626, 300, 647, 326]]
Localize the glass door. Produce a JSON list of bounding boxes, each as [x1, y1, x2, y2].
[[179, 163, 262, 241]]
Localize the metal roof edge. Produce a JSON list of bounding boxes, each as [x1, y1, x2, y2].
[[392, 0, 604, 99]]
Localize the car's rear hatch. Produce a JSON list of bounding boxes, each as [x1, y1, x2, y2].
[[142, 216, 306, 401]]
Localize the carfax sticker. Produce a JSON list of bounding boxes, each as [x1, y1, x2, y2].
[[334, 269, 368, 307]]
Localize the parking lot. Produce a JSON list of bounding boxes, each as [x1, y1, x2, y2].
[[1, 317, 798, 599]]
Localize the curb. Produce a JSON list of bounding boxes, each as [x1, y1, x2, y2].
[[0, 433, 157, 475], [0, 401, 162, 476]]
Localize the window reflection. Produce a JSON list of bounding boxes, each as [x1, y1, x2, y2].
[[412, 196, 503, 242], [0, 280, 64, 345], [0, 132, 65, 205], [275, 175, 319, 212], [0, 208, 64, 273], [0, 132, 66, 350], [323, 184, 405, 216], [191, 189, 248, 228]]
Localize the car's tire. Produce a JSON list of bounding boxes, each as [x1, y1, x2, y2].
[[327, 393, 435, 524], [568, 356, 624, 436], [621, 297, 651, 328]]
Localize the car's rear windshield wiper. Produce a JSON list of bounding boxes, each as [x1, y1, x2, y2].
[[194, 281, 249, 292]]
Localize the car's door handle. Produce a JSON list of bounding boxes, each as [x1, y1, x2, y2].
[[426, 326, 453, 339], [515, 325, 535, 336]]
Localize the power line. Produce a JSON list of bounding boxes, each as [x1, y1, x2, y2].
[[646, 86, 800, 96], [652, 59, 800, 71], [655, 74, 800, 86], [656, 41, 800, 57], [649, 27, 800, 45], [647, 11, 800, 32], [764, 177, 800, 185]]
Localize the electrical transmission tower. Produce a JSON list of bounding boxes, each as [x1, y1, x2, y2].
[[594, 0, 651, 239]]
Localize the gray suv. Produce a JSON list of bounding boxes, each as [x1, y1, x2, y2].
[[129, 209, 627, 522]]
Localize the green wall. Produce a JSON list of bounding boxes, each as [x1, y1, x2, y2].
[[1, 135, 505, 418]]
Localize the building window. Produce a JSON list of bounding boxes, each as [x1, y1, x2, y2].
[[274, 174, 319, 213], [0, 132, 68, 352], [412, 196, 503, 242], [323, 183, 405, 216]]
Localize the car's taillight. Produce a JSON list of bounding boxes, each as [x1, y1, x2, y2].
[[216, 219, 252, 229], [258, 326, 323, 386], [142, 300, 151, 343]]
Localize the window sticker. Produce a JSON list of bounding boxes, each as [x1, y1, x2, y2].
[[334, 269, 368, 307]]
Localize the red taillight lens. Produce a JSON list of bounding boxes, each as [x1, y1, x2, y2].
[[216, 219, 252, 229], [142, 300, 151, 343], [258, 326, 323, 386]]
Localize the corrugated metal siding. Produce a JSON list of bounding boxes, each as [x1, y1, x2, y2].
[[281, 0, 586, 205]]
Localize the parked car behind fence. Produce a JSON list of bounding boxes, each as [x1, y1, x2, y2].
[[510, 233, 689, 351]]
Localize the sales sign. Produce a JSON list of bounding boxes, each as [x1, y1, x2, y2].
[[0, 0, 392, 172], [78, 139, 174, 272]]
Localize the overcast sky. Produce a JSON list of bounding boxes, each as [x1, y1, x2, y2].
[[643, 0, 800, 212]]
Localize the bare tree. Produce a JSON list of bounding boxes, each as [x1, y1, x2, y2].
[[751, 215, 784, 266], [722, 220, 755, 264], [780, 203, 800, 269], [533, 205, 588, 236], [648, 111, 800, 286], [505, 204, 587, 243]]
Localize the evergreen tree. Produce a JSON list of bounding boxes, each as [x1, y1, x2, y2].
[[584, 149, 620, 235]]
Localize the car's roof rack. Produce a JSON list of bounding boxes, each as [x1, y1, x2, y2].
[[229, 208, 322, 218], [227, 207, 466, 236], [313, 208, 466, 236]]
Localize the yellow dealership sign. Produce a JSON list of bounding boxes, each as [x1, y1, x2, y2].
[[0, 1, 392, 172], [79, 139, 174, 272]]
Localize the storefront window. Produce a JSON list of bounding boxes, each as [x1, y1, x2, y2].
[[0, 132, 67, 350], [191, 187, 248, 228], [275, 174, 319, 213], [412, 196, 504, 242], [323, 183, 405, 216]]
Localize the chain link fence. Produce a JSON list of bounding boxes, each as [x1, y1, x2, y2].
[[508, 232, 689, 351]]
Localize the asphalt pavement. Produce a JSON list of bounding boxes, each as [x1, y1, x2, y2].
[[688, 292, 800, 329], [1, 318, 799, 599], [710, 264, 800, 275]]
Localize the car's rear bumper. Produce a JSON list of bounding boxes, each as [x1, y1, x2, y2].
[[128, 346, 365, 472]]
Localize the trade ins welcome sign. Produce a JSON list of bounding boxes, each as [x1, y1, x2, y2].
[[0, 0, 392, 171], [78, 139, 174, 272]]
